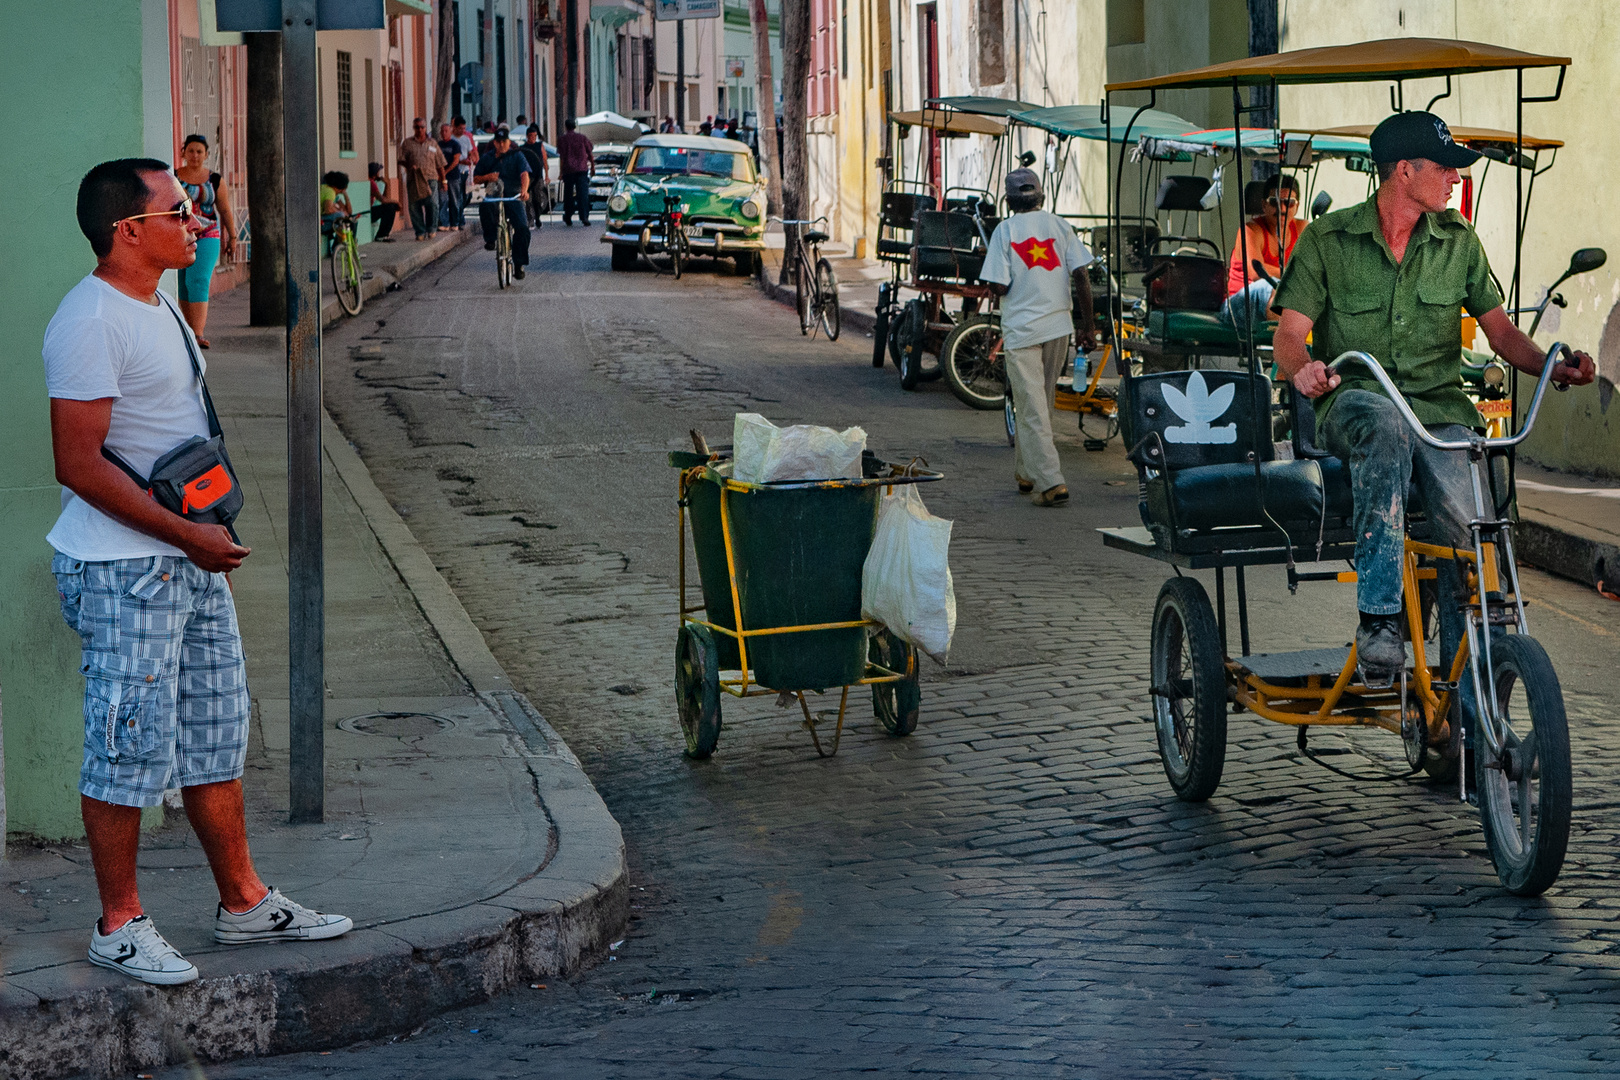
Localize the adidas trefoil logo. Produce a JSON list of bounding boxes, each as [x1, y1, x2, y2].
[[1162, 370, 1237, 444]]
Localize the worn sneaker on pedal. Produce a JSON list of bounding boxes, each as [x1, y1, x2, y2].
[[1356, 614, 1405, 689], [89, 915, 199, 985], [215, 887, 353, 945]]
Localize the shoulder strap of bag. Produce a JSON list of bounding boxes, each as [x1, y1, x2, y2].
[[155, 292, 224, 440]]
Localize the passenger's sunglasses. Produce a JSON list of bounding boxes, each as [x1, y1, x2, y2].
[[1266, 196, 1299, 208], [116, 197, 196, 226]]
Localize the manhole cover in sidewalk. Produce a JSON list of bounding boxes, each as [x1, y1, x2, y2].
[[337, 711, 454, 738]]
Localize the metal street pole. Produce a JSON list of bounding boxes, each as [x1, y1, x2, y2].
[[676, 20, 686, 131], [282, 0, 325, 824]]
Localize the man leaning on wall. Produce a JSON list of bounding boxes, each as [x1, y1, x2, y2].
[[43, 159, 352, 985]]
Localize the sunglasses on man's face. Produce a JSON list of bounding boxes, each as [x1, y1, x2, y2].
[[1266, 197, 1298, 208], [116, 197, 196, 226]]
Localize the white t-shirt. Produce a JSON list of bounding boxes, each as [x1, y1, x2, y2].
[[979, 209, 1094, 350], [43, 274, 210, 562]]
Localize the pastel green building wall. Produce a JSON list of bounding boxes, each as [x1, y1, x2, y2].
[[1, 2, 150, 839]]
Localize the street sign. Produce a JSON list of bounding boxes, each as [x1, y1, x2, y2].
[[215, 0, 385, 30], [654, 0, 720, 20], [727, 57, 747, 79]]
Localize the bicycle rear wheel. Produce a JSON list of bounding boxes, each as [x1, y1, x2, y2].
[[668, 223, 685, 279], [815, 258, 840, 340], [794, 252, 812, 334], [330, 237, 363, 315], [941, 315, 1006, 410]]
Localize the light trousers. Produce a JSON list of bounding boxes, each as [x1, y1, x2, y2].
[[1006, 335, 1071, 493]]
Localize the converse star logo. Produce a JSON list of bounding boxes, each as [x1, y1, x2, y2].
[[1434, 118, 1456, 146], [269, 908, 295, 931], [111, 943, 138, 965]]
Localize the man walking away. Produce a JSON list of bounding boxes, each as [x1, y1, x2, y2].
[[397, 117, 446, 239], [475, 127, 532, 279], [451, 115, 478, 228], [557, 118, 594, 227], [436, 123, 465, 230], [518, 124, 550, 228], [47, 159, 351, 985], [979, 168, 1095, 507]]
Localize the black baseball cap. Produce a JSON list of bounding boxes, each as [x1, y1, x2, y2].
[[1369, 111, 1480, 169], [492, 125, 512, 142], [1005, 167, 1041, 197]]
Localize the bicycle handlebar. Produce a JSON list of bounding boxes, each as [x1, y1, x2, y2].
[[771, 216, 829, 227], [1326, 343, 1576, 451], [483, 195, 525, 202]]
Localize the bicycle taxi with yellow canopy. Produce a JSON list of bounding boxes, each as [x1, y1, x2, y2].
[[1098, 38, 1587, 896]]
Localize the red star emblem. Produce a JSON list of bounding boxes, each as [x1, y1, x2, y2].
[[1012, 235, 1061, 270]]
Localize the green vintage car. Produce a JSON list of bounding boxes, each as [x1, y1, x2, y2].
[[602, 135, 767, 275]]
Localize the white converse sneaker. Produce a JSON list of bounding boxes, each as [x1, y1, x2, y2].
[[89, 915, 199, 985], [214, 886, 353, 945]]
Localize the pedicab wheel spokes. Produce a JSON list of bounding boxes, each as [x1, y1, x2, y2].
[[896, 300, 927, 390], [868, 629, 920, 737], [815, 258, 841, 340], [1150, 577, 1227, 802], [872, 284, 893, 367], [1003, 394, 1016, 447], [675, 623, 722, 759], [496, 224, 512, 289], [1476, 634, 1571, 896], [941, 315, 1008, 410], [670, 229, 687, 279]]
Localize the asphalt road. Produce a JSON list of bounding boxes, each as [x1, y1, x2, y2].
[[164, 221, 1620, 1079]]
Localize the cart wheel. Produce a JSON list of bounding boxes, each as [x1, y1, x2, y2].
[[1150, 576, 1227, 802], [1079, 385, 1120, 448], [1003, 393, 1017, 447], [1476, 634, 1571, 896], [897, 300, 926, 391], [675, 624, 722, 759], [940, 315, 1007, 410], [869, 630, 920, 736]]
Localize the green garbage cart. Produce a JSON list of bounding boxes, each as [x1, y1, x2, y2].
[[671, 448, 943, 758]]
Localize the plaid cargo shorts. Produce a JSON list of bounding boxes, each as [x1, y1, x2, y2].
[[52, 553, 250, 808]]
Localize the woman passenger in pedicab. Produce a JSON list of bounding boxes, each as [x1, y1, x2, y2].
[[1220, 173, 1303, 332]]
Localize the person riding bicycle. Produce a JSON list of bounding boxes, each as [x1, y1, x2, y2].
[[979, 167, 1095, 508], [1272, 111, 1595, 688], [474, 127, 532, 280]]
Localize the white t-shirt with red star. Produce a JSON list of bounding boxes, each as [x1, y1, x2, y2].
[[979, 209, 1093, 350]]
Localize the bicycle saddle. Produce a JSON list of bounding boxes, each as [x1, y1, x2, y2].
[[803, 229, 830, 245]]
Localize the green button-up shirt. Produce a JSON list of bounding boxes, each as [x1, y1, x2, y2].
[[1272, 195, 1503, 429]]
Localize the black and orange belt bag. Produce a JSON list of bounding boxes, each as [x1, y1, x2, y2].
[[103, 296, 244, 539]]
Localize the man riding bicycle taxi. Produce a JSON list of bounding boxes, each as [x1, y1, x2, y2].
[[1271, 110, 1594, 689], [474, 126, 532, 279]]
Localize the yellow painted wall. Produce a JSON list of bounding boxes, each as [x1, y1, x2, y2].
[[1280, 2, 1620, 477]]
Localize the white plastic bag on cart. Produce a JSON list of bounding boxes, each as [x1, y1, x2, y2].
[[861, 483, 956, 663], [732, 412, 867, 484]]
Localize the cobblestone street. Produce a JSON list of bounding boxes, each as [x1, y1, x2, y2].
[[169, 225, 1620, 1079]]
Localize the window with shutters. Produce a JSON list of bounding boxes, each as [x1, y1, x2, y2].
[[337, 50, 354, 155], [809, 0, 837, 116], [977, 0, 1005, 84]]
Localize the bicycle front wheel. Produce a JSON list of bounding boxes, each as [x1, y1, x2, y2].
[[496, 220, 512, 289], [330, 238, 363, 315], [815, 258, 840, 340], [1476, 634, 1572, 896]]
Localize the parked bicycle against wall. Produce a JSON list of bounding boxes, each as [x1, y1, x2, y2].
[[774, 216, 840, 341], [326, 212, 365, 315]]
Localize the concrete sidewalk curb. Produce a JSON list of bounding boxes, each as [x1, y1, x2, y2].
[[1518, 514, 1620, 592], [0, 232, 625, 1080]]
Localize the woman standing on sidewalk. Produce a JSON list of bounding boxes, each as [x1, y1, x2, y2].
[[173, 134, 236, 348]]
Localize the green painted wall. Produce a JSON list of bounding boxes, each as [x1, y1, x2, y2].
[[1, 2, 148, 839]]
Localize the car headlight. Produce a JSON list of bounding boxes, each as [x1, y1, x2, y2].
[[609, 194, 629, 214], [741, 199, 761, 219]]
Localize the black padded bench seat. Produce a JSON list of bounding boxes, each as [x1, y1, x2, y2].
[[1146, 309, 1277, 350]]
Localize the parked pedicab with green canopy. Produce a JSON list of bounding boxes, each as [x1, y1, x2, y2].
[[1098, 37, 1595, 896]]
